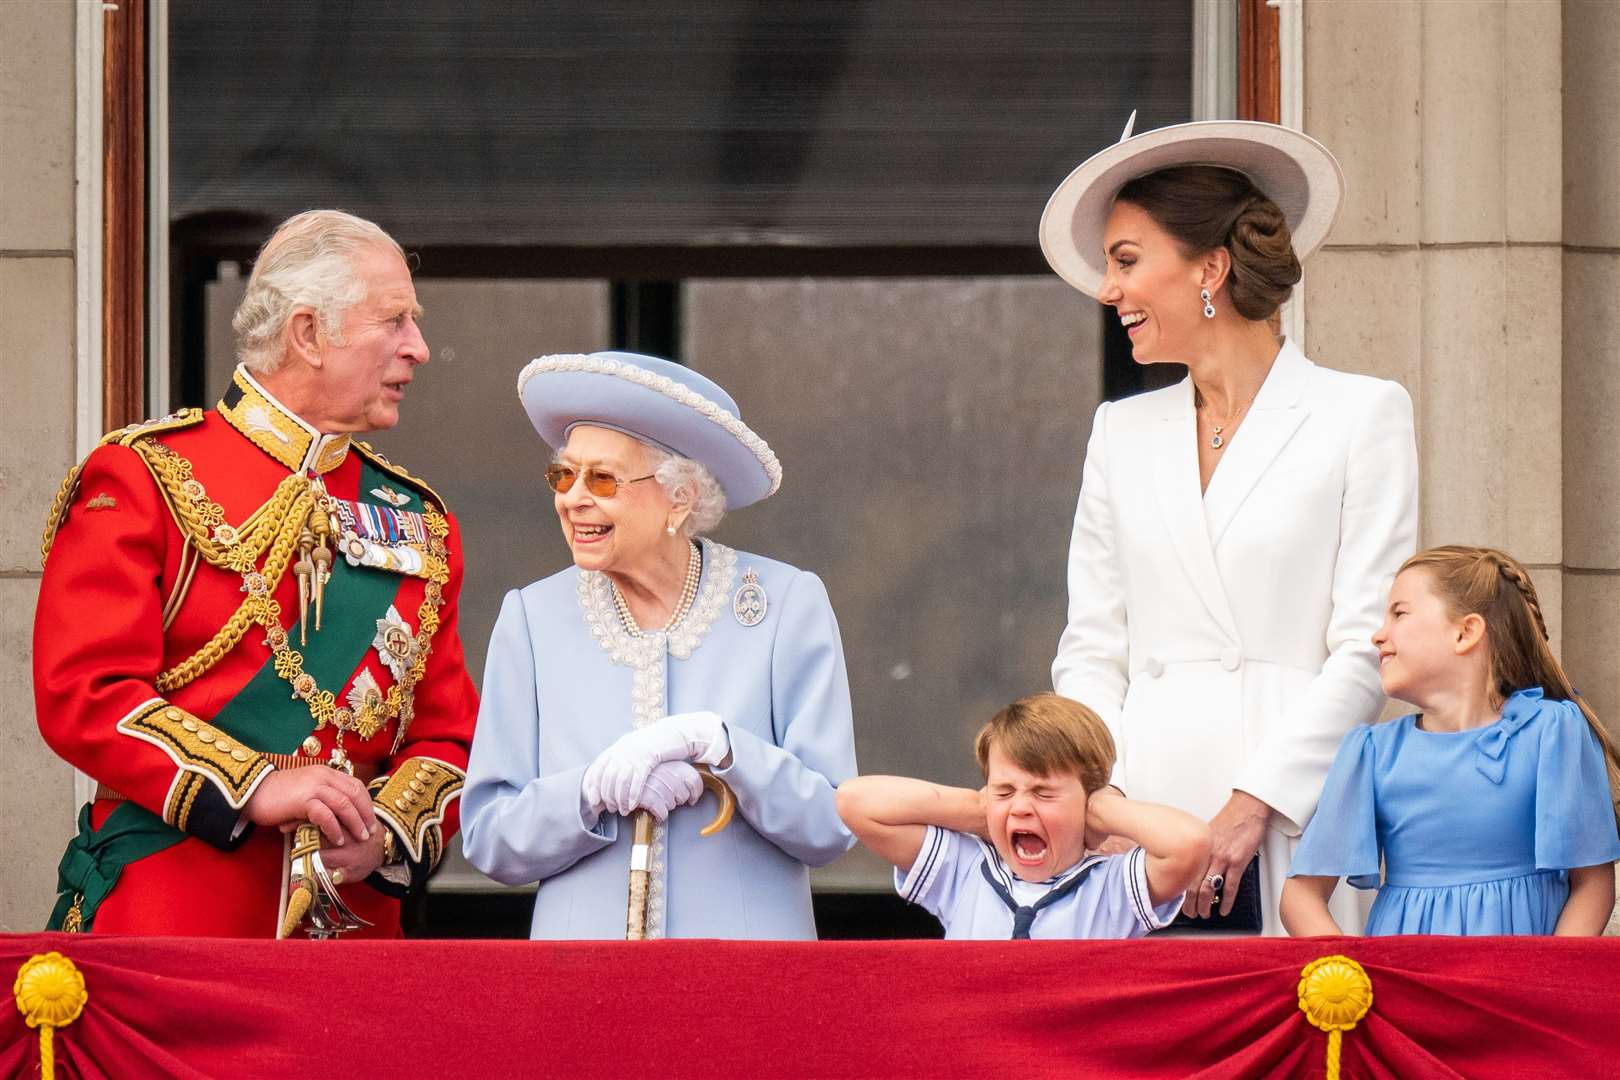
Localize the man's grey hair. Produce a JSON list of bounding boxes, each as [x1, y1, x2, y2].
[[230, 209, 405, 374]]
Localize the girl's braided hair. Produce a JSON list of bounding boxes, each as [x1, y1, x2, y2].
[[1400, 545, 1620, 833]]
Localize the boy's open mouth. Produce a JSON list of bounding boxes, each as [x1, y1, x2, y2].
[[1011, 831, 1047, 863]]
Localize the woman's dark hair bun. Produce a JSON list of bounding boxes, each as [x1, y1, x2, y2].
[[1114, 166, 1302, 321]]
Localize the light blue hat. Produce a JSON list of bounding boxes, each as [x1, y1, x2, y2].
[[517, 351, 782, 510]]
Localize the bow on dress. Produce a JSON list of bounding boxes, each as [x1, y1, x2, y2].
[[1474, 687, 1558, 784]]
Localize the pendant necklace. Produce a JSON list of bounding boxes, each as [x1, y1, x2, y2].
[[1197, 388, 1258, 450]]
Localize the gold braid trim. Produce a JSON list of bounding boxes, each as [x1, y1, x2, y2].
[[119, 431, 453, 744], [116, 699, 273, 814], [40, 409, 205, 564], [39, 461, 88, 565], [147, 450, 314, 693], [135, 442, 307, 572], [370, 756, 464, 866], [142, 439, 452, 743]]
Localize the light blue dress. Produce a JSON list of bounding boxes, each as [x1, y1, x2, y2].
[[461, 540, 858, 939], [1289, 687, 1620, 934]]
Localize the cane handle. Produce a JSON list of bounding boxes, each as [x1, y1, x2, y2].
[[695, 765, 735, 837]]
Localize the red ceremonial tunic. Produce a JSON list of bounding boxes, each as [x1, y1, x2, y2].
[[34, 368, 478, 937]]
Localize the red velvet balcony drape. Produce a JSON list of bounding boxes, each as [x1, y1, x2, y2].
[[4, 934, 1616, 1079]]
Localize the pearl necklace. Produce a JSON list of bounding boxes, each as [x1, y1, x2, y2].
[[611, 541, 702, 636]]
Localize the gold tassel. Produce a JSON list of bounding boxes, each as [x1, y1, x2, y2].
[[312, 542, 332, 631], [278, 883, 314, 940], [308, 499, 333, 632], [294, 527, 315, 645]]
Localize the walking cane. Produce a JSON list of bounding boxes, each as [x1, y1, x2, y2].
[[626, 765, 735, 940]]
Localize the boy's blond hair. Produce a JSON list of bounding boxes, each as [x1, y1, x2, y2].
[[973, 692, 1115, 793]]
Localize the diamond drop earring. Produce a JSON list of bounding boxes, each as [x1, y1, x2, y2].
[[1201, 288, 1216, 319]]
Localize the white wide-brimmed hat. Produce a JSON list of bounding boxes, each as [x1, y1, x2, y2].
[[1039, 114, 1345, 299], [517, 351, 781, 510]]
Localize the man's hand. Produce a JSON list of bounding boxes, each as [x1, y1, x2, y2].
[[245, 767, 378, 846], [319, 826, 388, 886]]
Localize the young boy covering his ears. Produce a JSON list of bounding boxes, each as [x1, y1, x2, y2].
[[837, 693, 1210, 939]]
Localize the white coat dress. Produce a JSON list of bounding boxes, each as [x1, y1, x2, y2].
[[1052, 339, 1419, 935]]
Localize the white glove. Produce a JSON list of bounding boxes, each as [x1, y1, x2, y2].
[[633, 761, 706, 822], [580, 711, 730, 816]]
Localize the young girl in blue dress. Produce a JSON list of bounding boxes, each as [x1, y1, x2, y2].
[[1281, 545, 1620, 935]]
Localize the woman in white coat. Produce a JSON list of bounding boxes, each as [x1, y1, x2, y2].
[[1039, 120, 1419, 935]]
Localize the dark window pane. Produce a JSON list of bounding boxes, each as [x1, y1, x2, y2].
[[684, 278, 1101, 890], [170, 1, 1192, 247]]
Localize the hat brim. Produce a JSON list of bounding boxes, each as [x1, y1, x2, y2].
[[1039, 121, 1345, 299], [518, 354, 781, 510]]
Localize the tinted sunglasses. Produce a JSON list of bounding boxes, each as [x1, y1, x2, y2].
[[544, 463, 657, 498]]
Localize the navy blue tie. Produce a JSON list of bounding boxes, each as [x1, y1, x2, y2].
[[980, 858, 1100, 939]]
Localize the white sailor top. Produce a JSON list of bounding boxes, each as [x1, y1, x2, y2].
[[897, 826, 1183, 940], [461, 540, 858, 939]]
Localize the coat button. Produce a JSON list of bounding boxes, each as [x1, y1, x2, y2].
[[1220, 648, 1242, 671], [1144, 657, 1165, 678]]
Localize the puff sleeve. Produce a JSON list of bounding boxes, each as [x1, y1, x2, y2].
[[1533, 701, 1620, 872], [1287, 724, 1382, 889]]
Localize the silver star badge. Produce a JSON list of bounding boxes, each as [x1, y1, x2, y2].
[[347, 667, 384, 714], [372, 605, 419, 682]]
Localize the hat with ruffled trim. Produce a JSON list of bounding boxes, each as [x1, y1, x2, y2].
[[1039, 115, 1345, 299], [517, 351, 781, 509]]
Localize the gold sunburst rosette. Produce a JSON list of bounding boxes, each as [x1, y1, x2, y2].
[[1297, 954, 1373, 1080], [14, 951, 88, 1080]]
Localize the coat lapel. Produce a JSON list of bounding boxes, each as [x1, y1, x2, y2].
[[1203, 340, 1313, 549], [1149, 378, 1241, 640]]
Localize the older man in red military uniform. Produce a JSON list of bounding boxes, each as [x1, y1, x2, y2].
[[35, 209, 478, 937]]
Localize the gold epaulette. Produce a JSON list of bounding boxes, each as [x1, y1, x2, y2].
[[102, 409, 208, 449], [353, 440, 450, 514], [41, 409, 207, 563]]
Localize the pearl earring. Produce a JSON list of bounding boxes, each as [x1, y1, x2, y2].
[[666, 524, 677, 536], [1201, 288, 1216, 319]]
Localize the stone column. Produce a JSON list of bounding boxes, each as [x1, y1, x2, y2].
[[0, 0, 80, 930], [1563, 0, 1620, 732], [1302, 0, 1565, 651]]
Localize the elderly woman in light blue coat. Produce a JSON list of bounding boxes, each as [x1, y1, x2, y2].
[[462, 351, 857, 939]]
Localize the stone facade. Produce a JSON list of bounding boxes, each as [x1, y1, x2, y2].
[[0, 0, 80, 931], [1303, 0, 1619, 732]]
